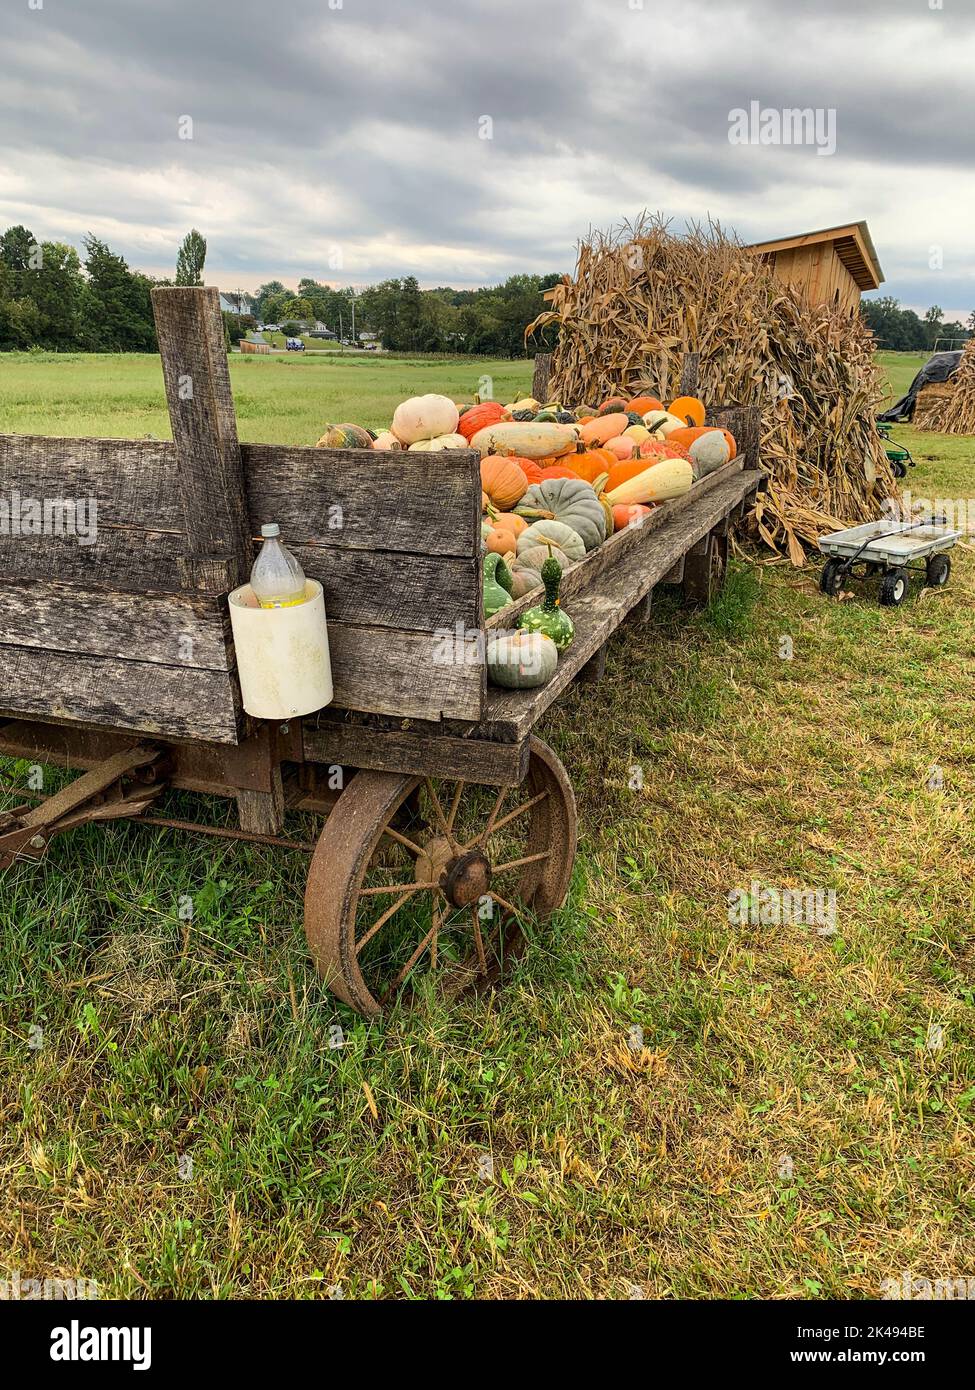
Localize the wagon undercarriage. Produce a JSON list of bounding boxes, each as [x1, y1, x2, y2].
[[0, 291, 764, 1015]]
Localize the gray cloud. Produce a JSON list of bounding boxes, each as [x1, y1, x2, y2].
[[1, 0, 972, 312]]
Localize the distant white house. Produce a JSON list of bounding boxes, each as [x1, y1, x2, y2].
[[219, 292, 254, 316]]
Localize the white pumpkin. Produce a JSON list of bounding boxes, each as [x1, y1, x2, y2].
[[372, 430, 403, 451], [407, 432, 468, 452], [643, 409, 689, 438], [688, 429, 731, 477], [391, 394, 459, 444]]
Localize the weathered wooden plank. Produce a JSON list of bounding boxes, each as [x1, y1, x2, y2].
[[326, 625, 485, 723], [486, 458, 744, 630], [531, 354, 553, 403], [0, 579, 230, 669], [244, 445, 481, 559], [290, 548, 479, 632], [151, 286, 252, 593], [679, 353, 701, 398], [0, 526, 187, 591], [303, 721, 529, 787], [577, 645, 607, 684], [0, 646, 243, 744], [0, 434, 182, 529], [481, 471, 763, 741], [707, 403, 762, 473]]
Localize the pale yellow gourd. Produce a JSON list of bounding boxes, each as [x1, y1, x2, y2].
[[605, 457, 694, 506], [470, 421, 579, 460]]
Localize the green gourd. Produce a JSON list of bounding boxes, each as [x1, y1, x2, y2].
[[483, 552, 513, 617], [518, 556, 574, 651], [486, 630, 559, 690], [517, 478, 606, 551]]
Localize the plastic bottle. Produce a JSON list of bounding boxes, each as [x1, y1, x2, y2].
[[250, 523, 306, 609]]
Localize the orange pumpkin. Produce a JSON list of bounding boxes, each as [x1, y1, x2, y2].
[[580, 413, 629, 447], [567, 446, 616, 485], [626, 395, 664, 415], [518, 458, 545, 485], [612, 503, 653, 531], [492, 510, 529, 538], [598, 395, 629, 415], [481, 456, 528, 510], [535, 463, 578, 480], [482, 523, 517, 555], [667, 396, 707, 428], [666, 426, 736, 459], [458, 401, 505, 441]]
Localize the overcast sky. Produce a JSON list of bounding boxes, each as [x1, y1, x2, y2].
[[2, 0, 973, 318]]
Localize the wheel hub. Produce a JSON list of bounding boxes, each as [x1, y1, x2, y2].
[[415, 836, 492, 908]]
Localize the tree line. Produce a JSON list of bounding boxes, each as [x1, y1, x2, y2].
[[0, 223, 561, 357], [3, 219, 969, 359], [860, 296, 973, 352]]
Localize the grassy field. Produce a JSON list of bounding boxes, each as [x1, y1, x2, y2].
[[1, 351, 974, 1300], [0, 351, 533, 444]]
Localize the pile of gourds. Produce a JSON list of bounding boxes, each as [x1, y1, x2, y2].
[[314, 390, 737, 692]]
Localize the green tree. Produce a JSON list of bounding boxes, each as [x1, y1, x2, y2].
[[80, 235, 157, 352], [254, 280, 287, 321], [0, 224, 39, 272], [175, 228, 207, 286]]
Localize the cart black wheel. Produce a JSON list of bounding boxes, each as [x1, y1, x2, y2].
[[820, 558, 845, 596], [879, 568, 909, 606], [925, 554, 951, 587], [891, 459, 907, 479]]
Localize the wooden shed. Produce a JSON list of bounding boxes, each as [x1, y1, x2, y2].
[[745, 221, 883, 315]]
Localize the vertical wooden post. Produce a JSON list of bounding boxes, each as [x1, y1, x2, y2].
[[152, 288, 283, 832], [151, 286, 252, 593], [679, 352, 701, 398], [532, 353, 553, 403]]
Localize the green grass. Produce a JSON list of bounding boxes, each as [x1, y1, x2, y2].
[[2, 354, 974, 1300], [0, 351, 533, 444]]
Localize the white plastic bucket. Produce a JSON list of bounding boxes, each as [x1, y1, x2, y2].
[[228, 579, 333, 719]]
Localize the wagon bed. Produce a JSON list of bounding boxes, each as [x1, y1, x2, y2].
[[0, 290, 763, 1015]]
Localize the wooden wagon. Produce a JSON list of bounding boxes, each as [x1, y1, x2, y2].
[[0, 289, 763, 1016]]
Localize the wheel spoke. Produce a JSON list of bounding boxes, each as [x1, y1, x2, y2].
[[470, 907, 488, 975], [492, 850, 551, 874], [382, 825, 424, 857], [429, 897, 442, 970], [359, 881, 440, 896], [356, 887, 424, 953], [383, 914, 440, 998], [486, 789, 549, 839], [485, 891, 522, 919], [445, 781, 465, 834], [425, 779, 459, 852]]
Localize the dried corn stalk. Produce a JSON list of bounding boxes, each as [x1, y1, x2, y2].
[[935, 338, 975, 436], [527, 214, 896, 563]]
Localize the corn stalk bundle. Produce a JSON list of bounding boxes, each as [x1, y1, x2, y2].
[[912, 383, 954, 433], [935, 337, 975, 435], [527, 214, 896, 564]]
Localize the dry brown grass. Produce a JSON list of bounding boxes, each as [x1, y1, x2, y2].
[[936, 339, 975, 436]]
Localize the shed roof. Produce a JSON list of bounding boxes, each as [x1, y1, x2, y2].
[[745, 221, 884, 290]]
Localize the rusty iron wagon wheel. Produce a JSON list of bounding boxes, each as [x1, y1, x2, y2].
[[304, 736, 576, 1017]]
